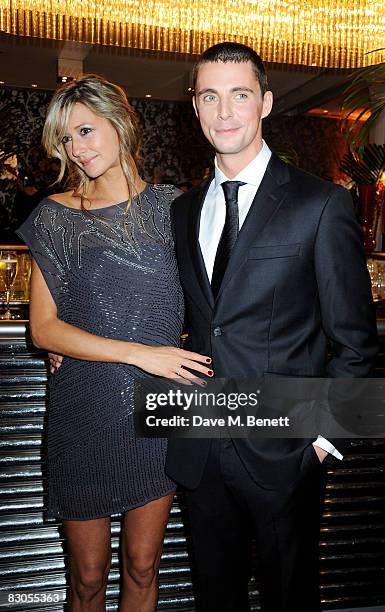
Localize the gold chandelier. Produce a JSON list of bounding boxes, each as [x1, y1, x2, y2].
[[0, 0, 384, 68]]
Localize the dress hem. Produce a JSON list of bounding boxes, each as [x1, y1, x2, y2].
[[46, 487, 177, 521]]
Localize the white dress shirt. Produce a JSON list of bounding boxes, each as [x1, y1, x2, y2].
[[199, 141, 272, 282], [198, 141, 342, 461]]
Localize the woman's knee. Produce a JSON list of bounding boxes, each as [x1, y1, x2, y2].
[[124, 552, 160, 589], [70, 558, 111, 598]]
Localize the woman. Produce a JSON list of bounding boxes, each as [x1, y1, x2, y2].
[[17, 75, 212, 611]]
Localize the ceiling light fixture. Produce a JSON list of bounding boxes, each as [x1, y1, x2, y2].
[[0, 1, 384, 68]]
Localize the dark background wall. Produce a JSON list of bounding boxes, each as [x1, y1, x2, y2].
[[0, 86, 348, 240]]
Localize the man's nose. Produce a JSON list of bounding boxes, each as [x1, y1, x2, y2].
[[217, 99, 232, 120]]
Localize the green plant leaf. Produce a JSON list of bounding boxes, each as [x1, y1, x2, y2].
[[340, 144, 385, 184], [340, 56, 385, 157]]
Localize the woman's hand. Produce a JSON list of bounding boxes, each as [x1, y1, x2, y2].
[[130, 345, 213, 385], [48, 353, 63, 374]]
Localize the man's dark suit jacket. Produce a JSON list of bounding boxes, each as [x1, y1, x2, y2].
[[165, 153, 378, 490]]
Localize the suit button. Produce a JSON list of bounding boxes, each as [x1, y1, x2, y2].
[[213, 326, 222, 336]]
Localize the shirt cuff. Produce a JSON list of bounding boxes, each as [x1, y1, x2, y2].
[[313, 436, 343, 460]]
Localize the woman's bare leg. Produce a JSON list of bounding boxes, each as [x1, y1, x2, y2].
[[120, 493, 174, 612], [63, 517, 111, 611]]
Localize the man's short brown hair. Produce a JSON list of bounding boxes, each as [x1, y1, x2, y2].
[[193, 42, 269, 95]]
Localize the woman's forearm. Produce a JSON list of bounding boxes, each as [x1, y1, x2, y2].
[[31, 316, 142, 365], [31, 315, 212, 382]]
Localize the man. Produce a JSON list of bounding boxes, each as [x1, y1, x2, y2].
[[165, 42, 378, 611]]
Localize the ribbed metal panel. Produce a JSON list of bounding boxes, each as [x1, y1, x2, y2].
[[320, 439, 385, 609], [1, 323, 384, 610], [0, 324, 200, 611]]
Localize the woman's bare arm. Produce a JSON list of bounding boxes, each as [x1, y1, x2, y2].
[[30, 259, 212, 381]]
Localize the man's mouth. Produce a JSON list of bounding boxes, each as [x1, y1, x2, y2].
[[215, 127, 241, 135]]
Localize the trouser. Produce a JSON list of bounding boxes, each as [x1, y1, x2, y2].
[[184, 438, 323, 612]]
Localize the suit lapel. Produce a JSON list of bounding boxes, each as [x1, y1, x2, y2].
[[187, 175, 215, 309], [215, 154, 291, 301]]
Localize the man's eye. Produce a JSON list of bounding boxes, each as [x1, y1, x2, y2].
[[80, 127, 92, 136], [235, 93, 248, 100], [203, 95, 216, 103]]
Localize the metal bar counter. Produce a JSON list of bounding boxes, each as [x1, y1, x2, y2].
[[0, 323, 384, 610]]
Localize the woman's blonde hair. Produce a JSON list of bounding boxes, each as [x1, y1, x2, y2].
[[42, 74, 141, 206]]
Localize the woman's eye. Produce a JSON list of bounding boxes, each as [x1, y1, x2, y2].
[[80, 127, 92, 136], [62, 135, 71, 145]]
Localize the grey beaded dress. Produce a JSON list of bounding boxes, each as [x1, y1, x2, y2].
[[17, 184, 184, 520]]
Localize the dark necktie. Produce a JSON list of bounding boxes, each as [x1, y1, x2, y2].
[[211, 180, 245, 298]]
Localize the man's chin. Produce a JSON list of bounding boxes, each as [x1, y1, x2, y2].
[[214, 144, 243, 155]]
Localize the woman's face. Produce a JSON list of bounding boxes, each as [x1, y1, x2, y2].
[[62, 102, 121, 179]]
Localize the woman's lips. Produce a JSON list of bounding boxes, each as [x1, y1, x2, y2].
[[80, 156, 97, 166]]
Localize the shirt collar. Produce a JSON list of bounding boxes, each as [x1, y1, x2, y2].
[[214, 140, 272, 190]]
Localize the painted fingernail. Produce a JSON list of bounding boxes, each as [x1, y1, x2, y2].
[[208, 370, 213, 376], [206, 358, 212, 363]]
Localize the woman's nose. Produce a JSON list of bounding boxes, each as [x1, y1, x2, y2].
[[71, 138, 86, 158]]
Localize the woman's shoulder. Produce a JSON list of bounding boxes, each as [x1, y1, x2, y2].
[[43, 191, 82, 210], [17, 191, 82, 240], [16, 192, 78, 251], [146, 183, 183, 204]]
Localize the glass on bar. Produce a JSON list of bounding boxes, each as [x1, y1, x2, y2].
[[0, 246, 31, 319], [367, 256, 385, 301]]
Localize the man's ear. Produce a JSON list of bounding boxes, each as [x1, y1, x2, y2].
[[261, 91, 273, 120], [192, 95, 199, 119]]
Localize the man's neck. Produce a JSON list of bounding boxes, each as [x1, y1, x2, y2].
[[216, 144, 264, 179]]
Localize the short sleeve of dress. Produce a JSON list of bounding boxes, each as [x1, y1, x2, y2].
[[160, 185, 183, 243], [16, 199, 71, 307]]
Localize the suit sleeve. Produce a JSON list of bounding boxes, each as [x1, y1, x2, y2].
[[314, 187, 378, 457], [314, 185, 378, 377]]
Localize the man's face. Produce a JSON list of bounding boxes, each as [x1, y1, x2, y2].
[[193, 60, 273, 167]]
